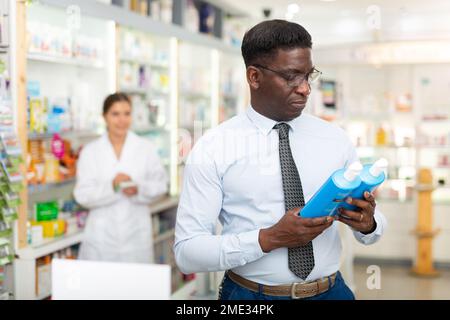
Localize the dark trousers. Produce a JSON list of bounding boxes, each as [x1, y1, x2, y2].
[[219, 271, 355, 300]]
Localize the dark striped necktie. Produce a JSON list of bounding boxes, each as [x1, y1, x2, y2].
[[274, 122, 315, 280]]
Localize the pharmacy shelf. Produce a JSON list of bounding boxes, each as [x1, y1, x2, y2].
[[121, 87, 170, 96], [16, 231, 84, 260], [420, 118, 450, 123], [171, 279, 197, 300], [154, 229, 175, 244], [378, 198, 450, 206], [180, 92, 211, 100], [120, 57, 169, 69], [28, 130, 101, 140], [17, 197, 178, 258], [27, 52, 104, 69], [120, 86, 149, 95], [28, 178, 76, 195], [149, 196, 178, 215], [134, 126, 169, 135], [150, 89, 170, 96], [38, 0, 241, 56], [357, 145, 415, 150]]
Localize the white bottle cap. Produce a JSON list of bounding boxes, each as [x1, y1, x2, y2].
[[369, 158, 389, 177], [343, 161, 363, 181]]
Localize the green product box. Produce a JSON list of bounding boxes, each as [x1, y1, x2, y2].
[[35, 201, 59, 222]]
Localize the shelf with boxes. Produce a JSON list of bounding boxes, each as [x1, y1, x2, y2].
[[16, 242, 81, 300], [218, 52, 248, 123], [117, 26, 173, 175], [10, 2, 114, 300], [0, 0, 26, 299], [351, 140, 450, 204], [12, 0, 246, 300], [20, 0, 115, 243], [14, 195, 180, 300], [318, 63, 450, 205], [150, 195, 195, 294], [178, 40, 217, 128]]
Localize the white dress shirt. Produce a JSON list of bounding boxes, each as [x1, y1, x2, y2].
[[174, 106, 387, 285]]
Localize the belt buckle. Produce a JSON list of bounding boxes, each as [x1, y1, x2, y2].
[[291, 282, 304, 299]]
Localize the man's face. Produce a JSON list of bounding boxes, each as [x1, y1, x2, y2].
[[254, 48, 314, 122]]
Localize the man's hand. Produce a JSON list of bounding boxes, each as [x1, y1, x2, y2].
[[259, 208, 335, 253], [337, 191, 377, 234]]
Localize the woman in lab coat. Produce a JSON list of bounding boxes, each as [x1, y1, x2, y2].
[[74, 93, 168, 263]]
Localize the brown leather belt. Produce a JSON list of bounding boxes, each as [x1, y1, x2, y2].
[[226, 270, 337, 299]]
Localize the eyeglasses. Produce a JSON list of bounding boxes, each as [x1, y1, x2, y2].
[[253, 64, 322, 88]]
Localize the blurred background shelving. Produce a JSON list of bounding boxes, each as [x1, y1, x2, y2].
[[10, 0, 246, 300]]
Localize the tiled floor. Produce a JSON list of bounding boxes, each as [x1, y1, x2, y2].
[[353, 264, 450, 300]]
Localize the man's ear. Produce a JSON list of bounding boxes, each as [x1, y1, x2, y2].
[[246, 66, 261, 90]]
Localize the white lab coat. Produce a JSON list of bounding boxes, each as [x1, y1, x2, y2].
[[74, 131, 168, 263]]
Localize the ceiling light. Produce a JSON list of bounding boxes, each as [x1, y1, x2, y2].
[[287, 3, 300, 14]]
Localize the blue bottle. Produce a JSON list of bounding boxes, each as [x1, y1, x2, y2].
[[299, 162, 363, 218], [340, 158, 388, 212]]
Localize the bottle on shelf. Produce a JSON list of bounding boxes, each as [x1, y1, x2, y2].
[[375, 125, 388, 146]]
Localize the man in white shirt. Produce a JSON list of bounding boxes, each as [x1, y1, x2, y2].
[[174, 19, 386, 300]]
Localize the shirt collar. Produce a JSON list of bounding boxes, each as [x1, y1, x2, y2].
[[246, 105, 302, 136]]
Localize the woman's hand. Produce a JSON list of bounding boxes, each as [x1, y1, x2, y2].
[[122, 186, 138, 197], [113, 173, 138, 197], [113, 173, 131, 190]]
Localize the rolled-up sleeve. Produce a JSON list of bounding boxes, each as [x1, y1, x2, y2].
[[173, 139, 265, 275]]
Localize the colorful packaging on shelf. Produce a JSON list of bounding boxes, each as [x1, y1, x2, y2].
[[36, 255, 51, 297], [75, 211, 88, 229], [0, 132, 23, 157], [0, 157, 23, 184], [48, 98, 72, 133], [29, 97, 48, 134], [30, 225, 44, 245], [43, 153, 61, 183], [0, 221, 12, 238], [27, 139, 45, 184], [0, 238, 12, 266], [31, 219, 65, 238], [59, 211, 80, 235], [0, 207, 18, 223], [35, 200, 59, 222], [0, 191, 21, 208], [51, 134, 64, 159]]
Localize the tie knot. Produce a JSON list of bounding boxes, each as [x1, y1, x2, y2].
[[274, 123, 290, 139]]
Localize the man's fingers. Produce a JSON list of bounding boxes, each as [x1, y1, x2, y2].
[[303, 221, 334, 235], [339, 208, 365, 221], [301, 215, 334, 227], [289, 207, 302, 217], [336, 215, 359, 229], [345, 196, 372, 211], [290, 208, 333, 226], [364, 191, 377, 207]]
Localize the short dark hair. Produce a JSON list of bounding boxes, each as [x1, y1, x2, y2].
[[103, 92, 131, 115], [241, 19, 312, 67]]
